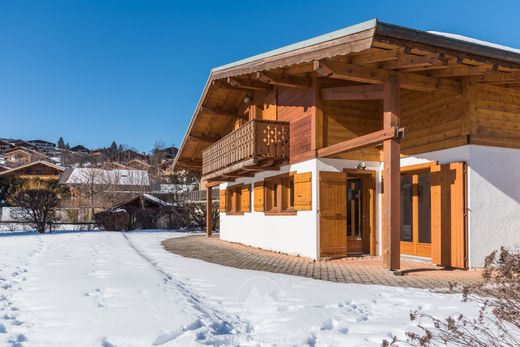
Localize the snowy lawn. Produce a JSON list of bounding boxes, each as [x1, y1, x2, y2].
[[0, 230, 480, 346]]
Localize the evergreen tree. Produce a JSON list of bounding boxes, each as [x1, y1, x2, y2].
[[118, 144, 124, 152], [110, 141, 118, 151], [65, 142, 70, 150], [57, 137, 65, 149]]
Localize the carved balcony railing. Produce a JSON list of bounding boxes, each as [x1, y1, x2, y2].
[[202, 119, 290, 180]]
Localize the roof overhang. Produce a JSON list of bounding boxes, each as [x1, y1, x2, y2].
[[173, 19, 520, 172]]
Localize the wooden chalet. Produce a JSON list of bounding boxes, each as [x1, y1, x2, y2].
[[126, 159, 152, 171], [173, 19, 520, 269], [4, 147, 48, 167], [0, 161, 65, 180]]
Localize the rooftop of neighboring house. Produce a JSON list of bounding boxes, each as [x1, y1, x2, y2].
[[70, 145, 90, 152], [112, 193, 172, 209], [59, 167, 150, 186], [28, 139, 56, 147], [5, 146, 48, 158], [126, 159, 151, 168], [0, 160, 65, 178]]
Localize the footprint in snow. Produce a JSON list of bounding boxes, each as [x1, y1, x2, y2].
[[320, 318, 334, 331]]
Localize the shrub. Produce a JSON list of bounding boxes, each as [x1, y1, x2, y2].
[[94, 209, 130, 231], [384, 247, 520, 347], [8, 188, 60, 233]]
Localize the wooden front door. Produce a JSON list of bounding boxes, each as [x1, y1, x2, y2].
[[319, 171, 347, 257], [431, 162, 466, 268]]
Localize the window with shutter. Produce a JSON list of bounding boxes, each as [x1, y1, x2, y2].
[[240, 185, 251, 212], [294, 172, 312, 210], [254, 182, 265, 212], [219, 190, 226, 212]]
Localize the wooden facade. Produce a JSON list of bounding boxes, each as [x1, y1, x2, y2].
[[174, 20, 520, 269], [0, 161, 64, 181]]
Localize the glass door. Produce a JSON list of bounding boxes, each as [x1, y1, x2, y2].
[[400, 171, 432, 257], [347, 178, 364, 253]]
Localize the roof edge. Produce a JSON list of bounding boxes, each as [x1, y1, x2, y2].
[[375, 21, 520, 64], [212, 18, 379, 73]]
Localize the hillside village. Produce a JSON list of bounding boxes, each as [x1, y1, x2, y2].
[[0, 137, 202, 226]]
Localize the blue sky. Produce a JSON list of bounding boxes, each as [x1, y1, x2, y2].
[[1, 0, 519, 153]]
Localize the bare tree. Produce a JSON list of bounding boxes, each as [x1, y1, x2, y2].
[[9, 188, 60, 233], [73, 168, 114, 220]]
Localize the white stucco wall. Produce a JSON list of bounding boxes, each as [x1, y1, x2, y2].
[[219, 159, 320, 259], [465, 145, 520, 267], [220, 145, 520, 267]]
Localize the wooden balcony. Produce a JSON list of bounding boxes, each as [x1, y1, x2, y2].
[[202, 119, 290, 181]]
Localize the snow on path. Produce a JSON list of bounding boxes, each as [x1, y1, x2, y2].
[[0, 231, 479, 346], [127, 232, 478, 346]]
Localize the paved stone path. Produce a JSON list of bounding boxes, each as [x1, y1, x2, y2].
[[162, 235, 482, 290]]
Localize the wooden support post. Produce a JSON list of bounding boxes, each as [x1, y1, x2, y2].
[[206, 187, 213, 237], [382, 74, 401, 270]]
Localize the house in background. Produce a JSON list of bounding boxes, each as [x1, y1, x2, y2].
[[112, 193, 172, 229], [0, 161, 65, 181], [12, 139, 39, 151], [174, 19, 520, 269], [4, 147, 48, 167], [0, 139, 15, 153], [70, 145, 90, 153], [28, 139, 56, 152], [59, 167, 150, 210], [126, 159, 152, 171]]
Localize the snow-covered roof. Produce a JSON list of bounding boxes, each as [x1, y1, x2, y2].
[[142, 194, 172, 206], [61, 168, 150, 186], [150, 184, 192, 194], [428, 31, 520, 55]]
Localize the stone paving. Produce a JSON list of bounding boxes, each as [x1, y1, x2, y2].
[[162, 234, 482, 290]]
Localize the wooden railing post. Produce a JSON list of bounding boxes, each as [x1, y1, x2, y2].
[[206, 186, 213, 237], [383, 74, 401, 271]]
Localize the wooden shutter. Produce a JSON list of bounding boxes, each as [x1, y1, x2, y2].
[[431, 162, 466, 268], [294, 172, 312, 210], [319, 171, 347, 257], [253, 182, 265, 212], [240, 185, 251, 212], [219, 189, 227, 212]]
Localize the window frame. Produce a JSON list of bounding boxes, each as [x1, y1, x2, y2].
[[263, 172, 297, 216], [225, 184, 244, 215]]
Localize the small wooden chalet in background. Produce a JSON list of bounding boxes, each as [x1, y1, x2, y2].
[[4, 147, 48, 167], [0, 161, 65, 181], [174, 19, 520, 269]]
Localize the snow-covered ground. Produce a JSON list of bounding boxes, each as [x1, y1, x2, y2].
[[0, 230, 479, 346]]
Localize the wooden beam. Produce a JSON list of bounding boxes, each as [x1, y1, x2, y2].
[[381, 54, 443, 70], [199, 106, 236, 118], [430, 64, 497, 78], [314, 60, 461, 93], [382, 75, 401, 271], [350, 48, 403, 65], [176, 159, 202, 168], [189, 133, 220, 142], [317, 127, 399, 157], [321, 84, 384, 101], [255, 72, 311, 88], [463, 70, 520, 83], [206, 187, 213, 237], [226, 77, 270, 91]]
